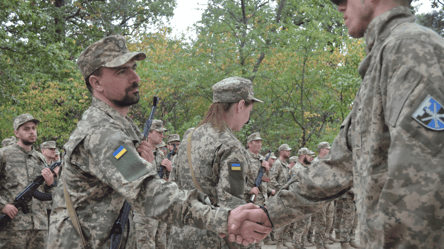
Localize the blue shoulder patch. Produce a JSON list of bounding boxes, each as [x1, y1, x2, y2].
[[412, 95, 444, 131]]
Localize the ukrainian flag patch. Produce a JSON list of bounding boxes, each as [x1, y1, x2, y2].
[[113, 145, 127, 160], [231, 162, 242, 171]]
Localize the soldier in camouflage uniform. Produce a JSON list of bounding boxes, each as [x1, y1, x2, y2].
[[0, 114, 58, 249], [134, 121, 170, 249], [269, 144, 292, 249], [262, 0, 444, 248], [332, 190, 356, 248], [48, 35, 271, 249], [168, 77, 264, 249], [244, 132, 271, 249], [166, 134, 180, 182], [311, 142, 336, 246], [41, 141, 57, 165], [1, 136, 16, 147]]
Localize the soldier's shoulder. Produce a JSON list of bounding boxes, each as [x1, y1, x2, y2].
[[389, 22, 444, 48]]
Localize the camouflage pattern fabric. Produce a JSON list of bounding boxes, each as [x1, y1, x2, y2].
[[212, 77, 263, 103], [0, 144, 50, 231], [324, 201, 335, 240], [245, 150, 267, 205], [168, 122, 253, 249], [265, 6, 444, 248], [333, 194, 354, 243], [308, 205, 327, 245], [47, 97, 230, 249], [269, 158, 290, 193], [291, 216, 310, 248], [0, 144, 51, 248], [0, 230, 47, 249], [1, 136, 16, 148], [168, 154, 178, 182]]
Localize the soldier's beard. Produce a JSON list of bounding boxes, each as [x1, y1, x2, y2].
[[113, 84, 140, 107], [21, 139, 35, 146]]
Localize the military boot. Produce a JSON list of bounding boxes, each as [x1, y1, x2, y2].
[[340, 242, 353, 249], [315, 242, 334, 249], [349, 240, 361, 248]]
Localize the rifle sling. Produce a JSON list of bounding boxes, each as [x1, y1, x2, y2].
[[62, 168, 90, 249], [186, 131, 236, 249]]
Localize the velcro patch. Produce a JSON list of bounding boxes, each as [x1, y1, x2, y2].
[[412, 95, 444, 131], [113, 145, 127, 159], [110, 144, 150, 182], [231, 162, 242, 171]]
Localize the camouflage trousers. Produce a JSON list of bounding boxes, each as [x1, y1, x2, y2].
[[307, 201, 335, 243], [0, 229, 47, 249], [134, 214, 167, 249], [307, 206, 327, 245], [333, 197, 355, 242]]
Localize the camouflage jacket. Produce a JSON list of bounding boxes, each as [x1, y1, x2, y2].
[[175, 123, 251, 208], [266, 7, 444, 248], [171, 123, 252, 249], [245, 150, 267, 205], [47, 97, 229, 249], [0, 144, 50, 231], [269, 158, 290, 192]]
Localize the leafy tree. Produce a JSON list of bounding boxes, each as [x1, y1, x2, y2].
[[416, 10, 444, 36]]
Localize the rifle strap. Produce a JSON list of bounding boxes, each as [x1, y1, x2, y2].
[[62, 168, 90, 249], [187, 131, 236, 249]]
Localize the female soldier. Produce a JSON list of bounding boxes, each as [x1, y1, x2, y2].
[[168, 77, 263, 249]]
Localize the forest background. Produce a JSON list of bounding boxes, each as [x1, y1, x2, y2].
[[1, 0, 443, 154]]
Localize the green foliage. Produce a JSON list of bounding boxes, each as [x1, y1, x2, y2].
[[416, 10, 444, 36], [0, 0, 176, 148]]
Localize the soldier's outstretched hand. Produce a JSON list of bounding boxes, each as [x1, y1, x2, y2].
[[227, 203, 272, 246]]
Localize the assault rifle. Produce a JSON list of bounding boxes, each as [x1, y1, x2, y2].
[[250, 150, 272, 203], [158, 143, 175, 179], [110, 96, 159, 249], [0, 160, 61, 229]]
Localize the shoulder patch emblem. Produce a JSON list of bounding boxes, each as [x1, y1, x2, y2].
[[412, 95, 444, 131], [230, 162, 242, 171], [113, 145, 127, 159]]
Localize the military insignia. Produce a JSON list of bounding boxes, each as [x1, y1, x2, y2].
[[118, 40, 125, 49], [230, 162, 242, 171], [412, 95, 444, 131], [113, 145, 127, 159]]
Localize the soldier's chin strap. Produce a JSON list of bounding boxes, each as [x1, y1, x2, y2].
[[63, 168, 91, 249], [186, 131, 235, 249]]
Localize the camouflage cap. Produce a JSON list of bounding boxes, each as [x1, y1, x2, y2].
[[289, 156, 298, 163], [150, 119, 168, 132], [167, 134, 180, 144], [317, 141, 331, 151], [41, 141, 57, 149], [270, 152, 277, 159], [298, 147, 315, 157], [212, 77, 263, 103], [247, 132, 263, 144], [157, 141, 167, 148], [1, 136, 16, 147], [13, 113, 40, 131], [278, 144, 292, 152], [77, 35, 146, 79]]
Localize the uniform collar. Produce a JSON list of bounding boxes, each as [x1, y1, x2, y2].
[[91, 97, 142, 141], [248, 150, 261, 159], [364, 6, 415, 54], [13, 143, 35, 154]]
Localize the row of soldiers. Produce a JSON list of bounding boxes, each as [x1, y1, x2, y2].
[[0, 114, 358, 249]]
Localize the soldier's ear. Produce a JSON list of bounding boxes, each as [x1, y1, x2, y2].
[[89, 75, 104, 93]]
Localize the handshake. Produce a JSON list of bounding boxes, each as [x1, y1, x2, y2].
[[224, 203, 274, 246]]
